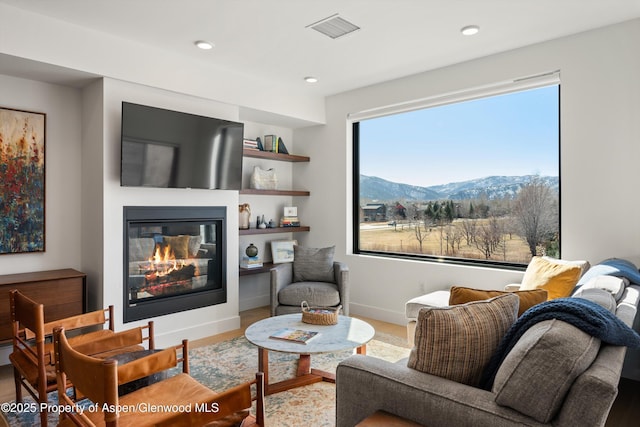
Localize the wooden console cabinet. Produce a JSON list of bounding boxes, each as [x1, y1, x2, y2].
[[0, 268, 87, 343]]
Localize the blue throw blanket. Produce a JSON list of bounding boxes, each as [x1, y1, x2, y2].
[[480, 297, 640, 390], [576, 258, 640, 288]]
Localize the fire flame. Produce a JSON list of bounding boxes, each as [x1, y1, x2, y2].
[[144, 243, 185, 280]]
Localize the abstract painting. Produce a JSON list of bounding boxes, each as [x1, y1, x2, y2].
[[0, 107, 46, 254]]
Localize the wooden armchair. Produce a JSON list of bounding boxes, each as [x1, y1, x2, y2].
[[53, 326, 265, 427], [9, 290, 154, 427]]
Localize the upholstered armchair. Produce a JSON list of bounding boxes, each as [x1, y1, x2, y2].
[[270, 246, 349, 316]]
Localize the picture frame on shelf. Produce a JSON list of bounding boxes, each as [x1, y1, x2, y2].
[[264, 134, 277, 152], [283, 206, 298, 217], [271, 240, 297, 264]]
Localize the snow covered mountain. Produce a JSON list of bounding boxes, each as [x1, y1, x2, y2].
[[360, 175, 558, 202]]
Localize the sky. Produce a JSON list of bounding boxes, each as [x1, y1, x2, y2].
[[358, 85, 559, 187]]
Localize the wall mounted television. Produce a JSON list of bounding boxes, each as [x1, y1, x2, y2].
[[121, 102, 244, 190]]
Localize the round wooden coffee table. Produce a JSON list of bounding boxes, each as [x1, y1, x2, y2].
[[245, 314, 375, 395]]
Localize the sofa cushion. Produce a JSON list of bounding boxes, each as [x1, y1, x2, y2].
[[520, 256, 583, 300], [293, 246, 335, 283], [493, 319, 601, 423], [449, 286, 548, 317], [574, 275, 627, 302], [407, 293, 518, 387], [572, 287, 617, 313], [278, 282, 341, 307], [405, 290, 451, 320]]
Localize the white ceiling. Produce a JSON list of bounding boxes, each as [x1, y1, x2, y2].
[[1, 0, 640, 98]]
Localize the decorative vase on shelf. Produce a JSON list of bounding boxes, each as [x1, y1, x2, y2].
[[239, 203, 251, 229], [245, 243, 259, 258]]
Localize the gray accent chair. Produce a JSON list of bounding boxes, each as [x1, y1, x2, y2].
[[270, 261, 349, 316]]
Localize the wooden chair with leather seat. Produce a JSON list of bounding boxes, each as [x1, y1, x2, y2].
[[9, 290, 154, 427], [53, 326, 265, 427]]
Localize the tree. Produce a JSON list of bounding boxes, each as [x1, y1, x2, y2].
[[460, 218, 478, 246], [474, 217, 504, 259], [445, 222, 463, 255], [428, 202, 442, 223], [444, 200, 455, 222], [413, 218, 428, 253], [513, 177, 558, 257]]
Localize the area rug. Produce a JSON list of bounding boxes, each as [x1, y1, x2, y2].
[[1, 331, 410, 427]]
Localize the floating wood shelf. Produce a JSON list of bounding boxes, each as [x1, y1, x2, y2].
[[243, 149, 309, 162], [240, 189, 310, 196], [239, 226, 310, 236], [239, 262, 275, 276]]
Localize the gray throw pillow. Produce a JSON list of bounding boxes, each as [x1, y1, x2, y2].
[[572, 287, 617, 313], [293, 246, 335, 283], [493, 319, 601, 423], [574, 275, 627, 302]]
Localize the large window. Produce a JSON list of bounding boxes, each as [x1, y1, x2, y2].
[[353, 78, 560, 267]]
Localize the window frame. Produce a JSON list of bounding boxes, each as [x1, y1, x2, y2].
[[350, 72, 561, 270]]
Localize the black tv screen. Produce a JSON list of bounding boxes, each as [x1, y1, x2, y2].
[[121, 102, 244, 190]]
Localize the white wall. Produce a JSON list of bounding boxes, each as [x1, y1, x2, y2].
[[294, 19, 640, 324], [0, 74, 83, 363], [0, 74, 83, 273]]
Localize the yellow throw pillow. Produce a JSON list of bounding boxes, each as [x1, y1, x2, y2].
[[449, 286, 548, 316], [519, 256, 582, 300]]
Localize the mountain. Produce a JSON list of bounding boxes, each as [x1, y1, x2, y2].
[[360, 175, 441, 201], [360, 175, 558, 202]]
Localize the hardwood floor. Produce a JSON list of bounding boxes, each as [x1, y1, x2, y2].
[[606, 377, 640, 426], [1, 307, 637, 426]]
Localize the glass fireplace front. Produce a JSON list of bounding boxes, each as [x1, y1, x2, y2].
[[123, 206, 227, 322]]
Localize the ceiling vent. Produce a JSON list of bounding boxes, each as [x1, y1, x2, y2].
[[307, 14, 360, 39]]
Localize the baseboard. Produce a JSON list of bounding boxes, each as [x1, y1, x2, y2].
[[153, 315, 241, 348], [240, 294, 270, 312], [349, 302, 406, 326]]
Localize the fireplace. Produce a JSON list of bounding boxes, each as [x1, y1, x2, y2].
[[123, 206, 227, 322]]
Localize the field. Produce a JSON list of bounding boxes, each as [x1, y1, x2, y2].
[[359, 219, 533, 264]]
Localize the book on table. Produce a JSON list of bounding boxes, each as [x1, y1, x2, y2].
[[269, 328, 320, 344]]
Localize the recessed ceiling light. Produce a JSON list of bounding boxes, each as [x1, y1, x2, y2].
[[461, 25, 479, 36], [195, 40, 214, 50], [304, 76, 318, 83]]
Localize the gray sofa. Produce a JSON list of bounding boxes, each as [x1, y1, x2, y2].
[[336, 282, 640, 427]]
